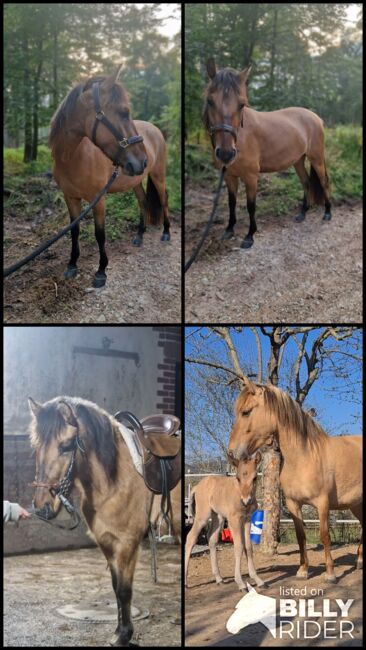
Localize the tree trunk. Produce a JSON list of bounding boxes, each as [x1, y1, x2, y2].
[[261, 448, 281, 555]]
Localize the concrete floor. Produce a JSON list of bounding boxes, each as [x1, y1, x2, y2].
[[4, 541, 181, 647]]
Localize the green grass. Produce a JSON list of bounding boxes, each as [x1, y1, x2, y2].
[[186, 125, 362, 216]]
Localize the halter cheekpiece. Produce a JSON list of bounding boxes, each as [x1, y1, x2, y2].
[[91, 82, 144, 150]]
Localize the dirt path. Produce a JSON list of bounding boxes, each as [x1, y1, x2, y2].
[[185, 181, 362, 323], [185, 543, 362, 646], [4, 542, 181, 647], [4, 214, 181, 323]]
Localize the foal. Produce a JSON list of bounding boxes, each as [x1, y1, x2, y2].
[[185, 453, 264, 591]]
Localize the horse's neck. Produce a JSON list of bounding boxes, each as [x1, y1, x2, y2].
[[277, 427, 325, 469], [52, 128, 84, 161]]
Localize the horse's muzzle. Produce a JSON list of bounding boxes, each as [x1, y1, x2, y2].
[[215, 147, 237, 165]]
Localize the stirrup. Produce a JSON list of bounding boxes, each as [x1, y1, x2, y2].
[[157, 516, 175, 544]]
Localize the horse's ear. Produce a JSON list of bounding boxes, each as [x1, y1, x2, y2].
[[206, 58, 217, 79], [227, 451, 239, 468], [58, 401, 78, 427], [254, 451, 262, 465], [115, 64, 124, 82], [242, 375, 256, 394], [237, 65, 252, 85], [28, 397, 42, 417]]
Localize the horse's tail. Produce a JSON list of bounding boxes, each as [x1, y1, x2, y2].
[[146, 175, 165, 225], [308, 165, 327, 205], [187, 488, 196, 524]]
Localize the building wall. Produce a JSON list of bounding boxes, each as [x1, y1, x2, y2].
[[4, 325, 181, 554]]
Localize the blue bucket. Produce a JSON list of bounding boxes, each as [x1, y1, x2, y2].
[[250, 509, 264, 544]]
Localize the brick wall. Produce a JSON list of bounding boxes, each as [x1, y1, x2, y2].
[[153, 326, 182, 415]]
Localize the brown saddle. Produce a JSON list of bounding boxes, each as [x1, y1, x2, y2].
[[114, 411, 181, 495]]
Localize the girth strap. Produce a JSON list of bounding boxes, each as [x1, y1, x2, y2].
[[91, 82, 143, 149]]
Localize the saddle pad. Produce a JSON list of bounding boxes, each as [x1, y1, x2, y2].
[[116, 421, 143, 476]]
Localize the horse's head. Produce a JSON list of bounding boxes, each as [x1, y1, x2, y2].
[[204, 59, 251, 167], [28, 397, 82, 520], [228, 380, 275, 459], [227, 451, 261, 506], [80, 75, 148, 175]]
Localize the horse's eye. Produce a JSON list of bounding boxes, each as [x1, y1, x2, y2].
[[60, 441, 74, 454], [241, 409, 251, 417], [207, 98, 214, 108], [239, 103, 245, 110], [120, 108, 130, 119]]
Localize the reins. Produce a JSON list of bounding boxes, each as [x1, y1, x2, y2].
[[184, 167, 226, 272], [4, 167, 119, 279]]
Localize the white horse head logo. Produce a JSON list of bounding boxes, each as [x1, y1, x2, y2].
[[226, 583, 277, 638]]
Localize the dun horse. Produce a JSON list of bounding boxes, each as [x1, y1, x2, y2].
[[50, 70, 170, 287], [203, 59, 331, 249], [29, 396, 180, 647], [185, 453, 264, 591], [228, 379, 363, 582]]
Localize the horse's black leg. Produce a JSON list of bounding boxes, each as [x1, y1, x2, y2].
[[323, 200, 332, 222], [295, 192, 309, 223], [92, 203, 108, 288], [160, 190, 170, 242], [222, 175, 238, 239], [64, 197, 81, 279], [241, 198, 257, 249], [109, 566, 134, 647], [132, 214, 146, 247]]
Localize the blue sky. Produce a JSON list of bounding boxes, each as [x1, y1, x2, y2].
[[185, 326, 362, 460]]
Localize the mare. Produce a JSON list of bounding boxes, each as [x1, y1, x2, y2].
[[228, 378, 363, 582], [185, 453, 264, 591], [29, 396, 180, 647], [49, 70, 170, 287], [203, 59, 331, 249]]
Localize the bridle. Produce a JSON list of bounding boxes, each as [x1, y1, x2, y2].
[[91, 82, 144, 152], [31, 432, 85, 530], [208, 105, 245, 145], [209, 123, 238, 142]]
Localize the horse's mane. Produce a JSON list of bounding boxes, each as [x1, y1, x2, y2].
[[237, 384, 328, 449], [29, 396, 119, 480], [49, 76, 129, 150], [202, 68, 248, 132]]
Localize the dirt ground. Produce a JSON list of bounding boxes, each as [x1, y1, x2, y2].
[[4, 541, 181, 647], [185, 543, 362, 646], [4, 211, 181, 324], [185, 180, 362, 323]]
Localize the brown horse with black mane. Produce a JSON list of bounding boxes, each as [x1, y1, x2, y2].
[[50, 69, 170, 287], [203, 59, 332, 249], [228, 378, 362, 583], [28, 396, 181, 647]]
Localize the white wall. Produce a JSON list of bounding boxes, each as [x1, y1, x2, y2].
[[4, 326, 163, 435]]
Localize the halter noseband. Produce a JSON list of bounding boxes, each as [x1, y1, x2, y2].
[[91, 82, 144, 150], [209, 123, 238, 142]]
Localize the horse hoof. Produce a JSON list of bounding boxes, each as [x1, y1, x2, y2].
[[325, 574, 337, 583], [240, 238, 253, 249], [64, 266, 77, 279], [295, 213, 306, 222], [323, 213, 332, 221], [93, 273, 106, 288], [161, 233, 170, 242], [356, 560, 363, 569], [222, 229, 234, 240], [132, 236, 142, 247], [296, 570, 308, 579]]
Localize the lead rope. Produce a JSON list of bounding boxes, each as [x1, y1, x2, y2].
[[184, 167, 226, 272], [4, 166, 120, 278]]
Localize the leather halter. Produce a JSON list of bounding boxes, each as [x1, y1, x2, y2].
[[91, 82, 143, 150], [209, 123, 238, 142]]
